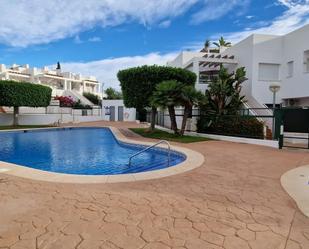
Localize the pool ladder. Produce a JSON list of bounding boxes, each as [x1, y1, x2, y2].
[[128, 140, 171, 167]]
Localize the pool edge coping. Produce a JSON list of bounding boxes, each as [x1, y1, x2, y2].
[[0, 126, 205, 184], [280, 164, 309, 218]]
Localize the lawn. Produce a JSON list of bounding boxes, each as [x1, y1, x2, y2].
[[0, 125, 53, 130], [130, 128, 209, 143]]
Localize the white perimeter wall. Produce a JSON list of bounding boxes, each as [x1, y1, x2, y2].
[[102, 99, 136, 122], [0, 113, 103, 126]]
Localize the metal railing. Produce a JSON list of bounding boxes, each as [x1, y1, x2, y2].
[[128, 140, 171, 166]]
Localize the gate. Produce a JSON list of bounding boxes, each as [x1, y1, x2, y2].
[[275, 108, 309, 149], [118, 106, 124, 121]]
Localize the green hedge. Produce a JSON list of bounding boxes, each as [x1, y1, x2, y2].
[[197, 115, 264, 139], [117, 65, 196, 109], [0, 80, 52, 107], [83, 92, 101, 105]]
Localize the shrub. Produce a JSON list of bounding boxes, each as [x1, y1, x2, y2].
[[0, 80, 52, 125], [197, 115, 264, 139], [54, 96, 92, 109], [117, 65, 196, 130], [118, 65, 196, 108], [72, 100, 92, 109], [104, 87, 122, 100], [0, 80, 52, 107], [83, 92, 101, 105], [54, 95, 75, 107]]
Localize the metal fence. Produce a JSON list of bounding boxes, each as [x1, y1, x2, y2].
[[147, 108, 274, 140], [274, 108, 309, 149]]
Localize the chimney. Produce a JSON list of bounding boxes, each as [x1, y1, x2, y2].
[[56, 61, 61, 75]]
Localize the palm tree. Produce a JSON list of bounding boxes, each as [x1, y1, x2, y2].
[[204, 65, 246, 115], [151, 80, 183, 134], [202, 39, 211, 52], [178, 86, 204, 135], [213, 37, 231, 48], [151, 80, 204, 135]]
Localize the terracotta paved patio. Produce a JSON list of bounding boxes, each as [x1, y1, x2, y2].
[[0, 121, 309, 249]]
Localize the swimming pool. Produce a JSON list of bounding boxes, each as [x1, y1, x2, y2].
[[0, 127, 186, 175]]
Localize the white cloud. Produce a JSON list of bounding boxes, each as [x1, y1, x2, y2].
[[0, 0, 197, 47], [0, 0, 253, 47], [88, 37, 102, 42], [73, 35, 83, 44], [190, 0, 250, 24], [59, 52, 178, 90], [223, 0, 309, 43], [159, 20, 172, 28]]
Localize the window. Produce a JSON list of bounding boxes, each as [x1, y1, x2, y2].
[[258, 63, 280, 81], [287, 61, 294, 77]]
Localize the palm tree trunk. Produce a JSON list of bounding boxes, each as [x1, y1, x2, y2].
[[13, 106, 19, 126], [180, 105, 191, 135], [167, 105, 178, 134], [150, 107, 157, 131]]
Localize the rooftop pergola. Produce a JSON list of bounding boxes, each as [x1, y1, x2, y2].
[[183, 53, 238, 71]]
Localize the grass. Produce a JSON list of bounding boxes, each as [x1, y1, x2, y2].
[[130, 128, 209, 143], [0, 125, 53, 130]]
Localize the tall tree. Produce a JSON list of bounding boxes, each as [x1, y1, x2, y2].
[[178, 86, 204, 135], [117, 65, 196, 131], [151, 80, 204, 135], [104, 87, 122, 99], [151, 80, 182, 134], [213, 37, 231, 48]]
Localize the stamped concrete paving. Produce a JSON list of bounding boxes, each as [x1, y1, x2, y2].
[[0, 121, 309, 249]]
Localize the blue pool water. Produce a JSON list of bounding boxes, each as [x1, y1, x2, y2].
[[0, 127, 185, 175]]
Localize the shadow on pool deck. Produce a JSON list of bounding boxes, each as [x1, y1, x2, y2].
[[0, 120, 309, 249]]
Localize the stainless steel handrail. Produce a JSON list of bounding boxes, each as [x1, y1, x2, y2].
[[128, 140, 171, 166]]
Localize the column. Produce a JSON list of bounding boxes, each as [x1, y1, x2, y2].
[[82, 81, 85, 93], [64, 80, 67, 90], [193, 59, 200, 86]]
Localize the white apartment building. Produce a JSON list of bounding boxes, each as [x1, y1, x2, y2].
[[0, 63, 101, 105], [168, 24, 309, 110]]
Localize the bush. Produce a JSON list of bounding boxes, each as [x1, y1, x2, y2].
[[197, 115, 264, 139], [54, 95, 75, 107], [0, 80, 52, 107], [118, 65, 196, 130], [83, 92, 101, 105], [54, 96, 92, 109], [104, 87, 122, 100], [117, 65, 196, 109], [72, 100, 92, 109]]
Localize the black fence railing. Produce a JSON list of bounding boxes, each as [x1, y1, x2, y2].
[[147, 108, 274, 140]]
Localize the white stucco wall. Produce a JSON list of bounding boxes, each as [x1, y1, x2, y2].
[[223, 25, 309, 106], [0, 113, 103, 125], [221, 35, 254, 98], [102, 99, 136, 122], [169, 24, 309, 108], [281, 25, 309, 100], [251, 35, 284, 104], [168, 51, 205, 68]]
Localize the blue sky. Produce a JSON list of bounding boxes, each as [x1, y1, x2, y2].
[[0, 0, 309, 88]]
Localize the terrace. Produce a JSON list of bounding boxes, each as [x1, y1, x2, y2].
[[0, 121, 308, 249]]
